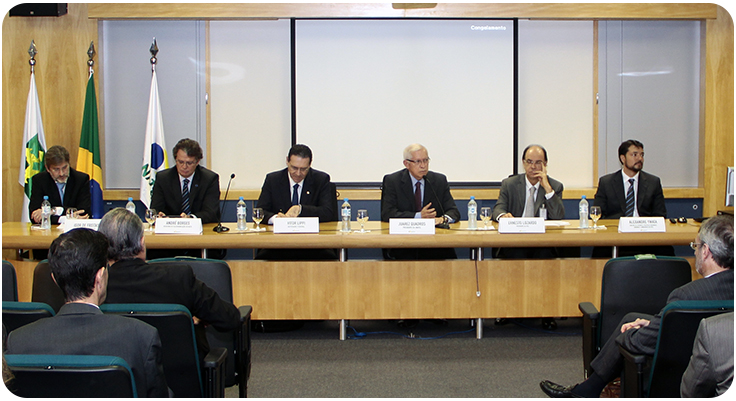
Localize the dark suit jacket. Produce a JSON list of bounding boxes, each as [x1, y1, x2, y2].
[[6, 302, 169, 398], [29, 168, 91, 224], [380, 169, 460, 222], [256, 167, 336, 223], [594, 169, 667, 219], [492, 173, 565, 221], [104, 258, 240, 361], [680, 312, 734, 397], [151, 165, 221, 224]]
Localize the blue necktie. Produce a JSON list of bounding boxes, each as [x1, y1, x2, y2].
[[57, 182, 66, 201], [182, 178, 191, 215], [292, 184, 299, 206], [625, 178, 635, 217]]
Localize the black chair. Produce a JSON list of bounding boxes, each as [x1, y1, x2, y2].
[[578, 256, 692, 378], [101, 303, 227, 398], [620, 300, 734, 397], [149, 257, 252, 397], [30, 259, 65, 313], [2, 301, 55, 333], [2, 260, 18, 301], [5, 354, 138, 398]]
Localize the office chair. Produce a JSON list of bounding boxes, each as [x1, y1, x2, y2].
[[2, 301, 55, 333], [2, 260, 18, 301], [30, 260, 65, 313]]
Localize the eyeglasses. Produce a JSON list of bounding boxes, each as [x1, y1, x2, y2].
[[523, 159, 545, 166], [175, 159, 197, 168], [690, 241, 706, 251], [406, 158, 430, 166]]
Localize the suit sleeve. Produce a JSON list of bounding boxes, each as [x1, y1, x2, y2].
[[256, 175, 277, 224], [492, 179, 512, 221], [380, 174, 415, 221], [648, 176, 668, 217], [680, 320, 716, 398], [71, 171, 92, 217], [150, 175, 168, 215], [194, 172, 221, 224], [143, 328, 171, 398], [435, 175, 460, 222], [29, 174, 45, 223], [300, 173, 337, 222], [186, 270, 240, 332], [593, 176, 617, 219], [545, 180, 565, 220]]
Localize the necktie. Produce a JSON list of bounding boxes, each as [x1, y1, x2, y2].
[[292, 183, 300, 206], [625, 178, 635, 217], [415, 182, 422, 212], [524, 187, 536, 217], [182, 178, 191, 215], [57, 182, 66, 201]]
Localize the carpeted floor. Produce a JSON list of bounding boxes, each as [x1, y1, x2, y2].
[[230, 317, 584, 398]]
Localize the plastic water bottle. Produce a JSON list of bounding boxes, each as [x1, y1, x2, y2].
[[41, 196, 51, 229], [539, 203, 547, 220], [236, 197, 247, 231], [579, 195, 589, 228], [126, 197, 136, 214], [341, 198, 351, 232], [467, 196, 477, 229]]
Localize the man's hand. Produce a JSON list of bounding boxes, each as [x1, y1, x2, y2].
[[285, 205, 301, 217], [420, 203, 437, 219], [498, 212, 514, 219], [31, 208, 43, 223], [621, 318, 650, 333], [531, 164, 553, 194], [74, 209, 89, 219]]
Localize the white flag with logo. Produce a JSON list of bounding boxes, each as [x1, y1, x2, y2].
[[19, 71, 47, 223], [140, 67, 169, 208]]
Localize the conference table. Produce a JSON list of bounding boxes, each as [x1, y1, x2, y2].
[[3, 219, 699, 339]]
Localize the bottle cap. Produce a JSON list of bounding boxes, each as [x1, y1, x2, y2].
[[43, 195, 48, 200], [344, 198, 349, 202], [470, 196, 475, 200], [582, 195, 586, 199]]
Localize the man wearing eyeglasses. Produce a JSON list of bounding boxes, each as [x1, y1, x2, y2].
[[151, 138, 221, 224], [381, 143, 460, 260]]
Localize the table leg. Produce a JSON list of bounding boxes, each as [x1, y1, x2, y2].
[[202, 248, 208, 258], [476, 318, 483, 339], [612, 246, 618, 258], [339, 319, 347, 340]]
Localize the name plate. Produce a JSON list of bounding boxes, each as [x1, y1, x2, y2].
[[62, 219, 101, 233], [618, 217, 666, 233], [273, 217, 319, 233], [389, 218, 436, 235], [155, 217, 203, 234], [498, 217, 545, 233]]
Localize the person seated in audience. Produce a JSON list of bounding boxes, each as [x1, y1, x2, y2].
[[5, 228, 169, 398], [98, 207, 240, 363], [540, 215, 734, 398], [680, 311, 734, 397]]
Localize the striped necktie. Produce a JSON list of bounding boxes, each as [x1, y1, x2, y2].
[[182, 178, 191, 215], [625, 178, 635, 217]]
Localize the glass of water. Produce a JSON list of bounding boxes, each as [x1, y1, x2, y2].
[[356, 209, 369, 233], [145, 208, 157, 231], [590, 206, 601, 229], [253, 208, 264, 231], [480, 207, 492, 230]]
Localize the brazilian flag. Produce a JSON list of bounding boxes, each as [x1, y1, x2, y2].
[[77, 72, 104, 218]]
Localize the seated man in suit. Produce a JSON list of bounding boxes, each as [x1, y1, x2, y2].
[[98, 207, 240, 363], [593, 139, 673, 257], [540, 215, 734, 398], [6, 228, 169, 398], [680, 311, 734, 397], [29, 145, 91, 224], [255, 144, 338, 260], [381, 143, 460, 260]]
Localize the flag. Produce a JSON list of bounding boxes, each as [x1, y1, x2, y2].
[[77, 71, 104, 218], [140, 67, 169, 208], [18, 70, 47, 223]]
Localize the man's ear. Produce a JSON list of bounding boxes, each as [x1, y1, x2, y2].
[[619, 154, 626, 165]]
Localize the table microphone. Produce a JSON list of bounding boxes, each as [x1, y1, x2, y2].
[[213, 173, 235, 232], [424, 175, 450, 229]]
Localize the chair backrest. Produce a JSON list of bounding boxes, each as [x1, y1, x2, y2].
[[101, 303, 203, 397], [330, 182, 339, 221], [2, 261, 18, 302], [598, 256, 692, 347], [30, 260, 65, 313], [5, 354, 137, 398], [2, 301, 55, 333], [646, 300, 734, 397]]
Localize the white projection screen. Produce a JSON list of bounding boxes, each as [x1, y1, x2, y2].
[[294, 19, 516, 185]]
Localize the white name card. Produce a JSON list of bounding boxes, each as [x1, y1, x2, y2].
[[618, 217, 666, 233], [62, 219, 101, 233], [389, 218, 436, 234], [498, 217, 546, 233], [273, 217, 319, 233], [154, 217, 203, 234]]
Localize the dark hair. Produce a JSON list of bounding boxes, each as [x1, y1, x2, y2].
[[98, 207, 145, 261], [173, 138, 203, 161], [288, 144, 313, 163], [44, 145, 70, 168], [522, 144, 548, 162], [48, 228, 109, 302], [699, 215, 734, 270], [618, 139, 644, 161]]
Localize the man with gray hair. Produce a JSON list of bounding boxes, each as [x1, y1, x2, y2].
[[29, 145, 91, 224], [540, 215, 734, 398], [98, 207, 240, 363]]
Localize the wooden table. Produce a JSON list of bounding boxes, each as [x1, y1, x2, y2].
[[3, 220, 700, 339]]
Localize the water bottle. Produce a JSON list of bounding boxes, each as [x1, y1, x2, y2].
[[40, 196, 51, 229], [126, 197, 136, 214], [341, 198, 351, 232], [236, 197, 247, 231], [539, 203, 547, 220], [467, 196, 477, 229], [579, 195, 589, 228]]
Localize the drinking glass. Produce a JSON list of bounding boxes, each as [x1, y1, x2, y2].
[[66, 207, 78, 220], [356, 209, 369, 233], [590, 206, 602, 229], [480, 207, 492, 230], [145, 208, 157, 232], [253, 208, 264, 231]]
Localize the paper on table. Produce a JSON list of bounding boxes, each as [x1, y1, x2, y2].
[[544, 221, 571, 227]]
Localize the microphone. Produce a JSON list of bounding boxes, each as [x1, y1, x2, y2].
[[424, 174, 450, 229], [213, 173, 235, 232]]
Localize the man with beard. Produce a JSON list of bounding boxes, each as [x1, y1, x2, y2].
[[29, 145, 91, 224]]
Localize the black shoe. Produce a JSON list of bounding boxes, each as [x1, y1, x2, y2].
[[539, 380, 580, 398], [542, 318, 557, 330], [397, 319, 419, 329], [494, 318, 509, 325]]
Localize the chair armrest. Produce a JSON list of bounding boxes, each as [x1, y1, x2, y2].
[[619, 345, 652, 398], [578, 302, 599, 378], [202, 347, 227, 398], [236, 305, 252, 397], [578, 302, 599, 319]]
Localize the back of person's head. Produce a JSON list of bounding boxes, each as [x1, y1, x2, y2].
[[44, 145, 70, 168], [48, 228, 109, 302], [288, 144, 313, 163], [98, 207, 145, 261], [617, 139, 644, 160], [172, 138, 203, 161], [699, 215, 734, 269], [403, 143, 427, 160]]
